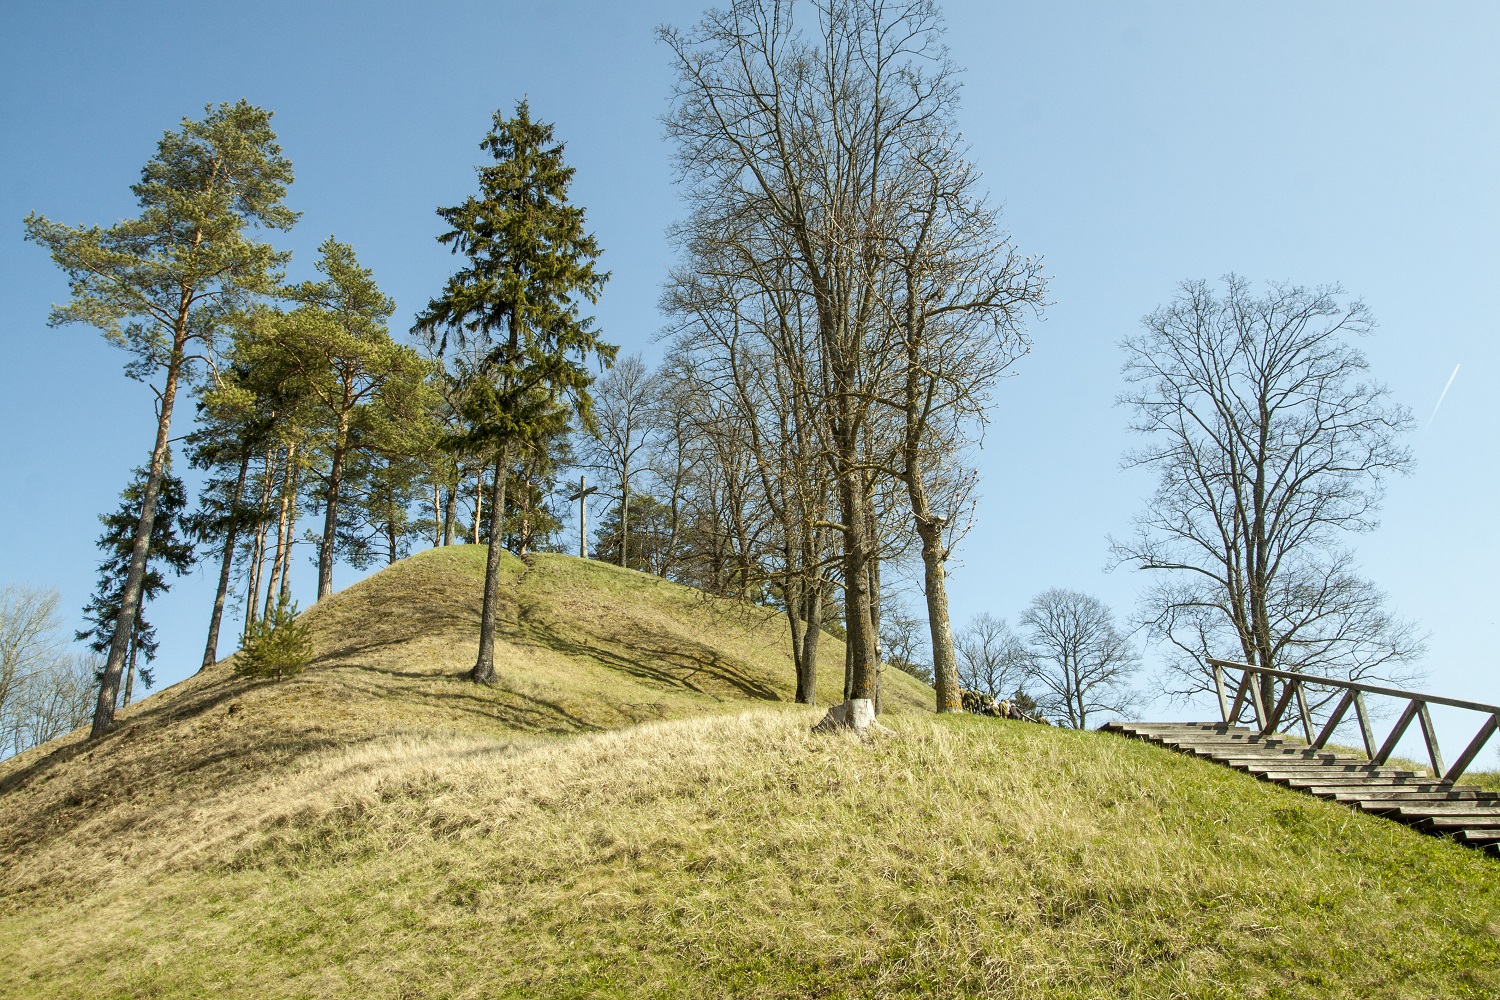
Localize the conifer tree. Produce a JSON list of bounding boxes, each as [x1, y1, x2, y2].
[[274, 237, 430, 599], [414, 100, 614, 684], [25, 101, 296, 736], [77, 467, 194, 707]]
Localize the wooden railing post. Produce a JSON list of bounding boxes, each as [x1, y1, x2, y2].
[[1204, 657, 1500, 781], [1374, 700, 1422, 766], [1445, 714, 1500, 784], [1415, 702, 1445, 778], [1266, 680, 1299, 735], [1313, 689, 1356, 750], [1353, 693, 1377, 760], [1248, 672, 1269, 733], [1294, 683, 1314, 743]]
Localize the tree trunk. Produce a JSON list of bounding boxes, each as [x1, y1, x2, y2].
[[262, 453, 288, 615], [473, 468, 483, 545], [265, 444, 296, 617], [244, 446, 277, 636], [318, 419, 350, 600], [279, 452, 300, 602], [122, 626, 138, 708], [202, 445, 251, 671], [795, 574, 824, 705], [92, 323, 186, 738], [837, 470, 877, 705], [387, 518, 398, 564], [619, 461, 630, 569], [904, 457, 961, 712], [472, 448, 510, 684], [785, 577, 808, 703], [442, 482, 457, 546], [917, 518, 960, 711]]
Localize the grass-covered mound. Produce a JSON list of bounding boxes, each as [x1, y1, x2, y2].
[[0, 548, 927, 904], [1, 546, 1497, 997], [2, 712, 1498, 998]]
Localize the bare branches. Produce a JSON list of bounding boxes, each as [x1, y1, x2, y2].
[[1020, 589, 1139, 729], [1114, 277, 1422, 707]]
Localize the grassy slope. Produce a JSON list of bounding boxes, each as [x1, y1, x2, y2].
[[1, 548, 1497, 998]]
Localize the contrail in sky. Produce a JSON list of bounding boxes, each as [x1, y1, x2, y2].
[[1425, 363, 1461, 428]]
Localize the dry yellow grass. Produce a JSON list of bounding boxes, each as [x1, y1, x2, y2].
[[0, 547, 927, 906], [1, 547, 1497, 998]]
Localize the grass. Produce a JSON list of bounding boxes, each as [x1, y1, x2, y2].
[[1, 547, 1497, 997]]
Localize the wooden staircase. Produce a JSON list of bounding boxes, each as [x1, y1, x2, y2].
[[1103, 720, 1500, 857]]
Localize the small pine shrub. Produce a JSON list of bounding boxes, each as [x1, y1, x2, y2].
[[236, 596, 312, 681]]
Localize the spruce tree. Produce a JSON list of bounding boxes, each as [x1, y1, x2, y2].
[[414, 101, 614, 684], [25, 101, 296, 736], [77, 467, 195, 707]]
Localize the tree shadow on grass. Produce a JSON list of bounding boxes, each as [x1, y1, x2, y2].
[[518, 619, 782, 703], [329, 664, 604, 735]]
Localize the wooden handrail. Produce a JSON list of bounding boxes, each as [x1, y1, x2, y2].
[[1207, 658, 1500, 784]]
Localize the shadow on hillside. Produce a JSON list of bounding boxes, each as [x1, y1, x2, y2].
[[0, 714, 346, 866], [330, 664, 604, 735], [0, 672, 255, 801], [521, 619, 781, 703]]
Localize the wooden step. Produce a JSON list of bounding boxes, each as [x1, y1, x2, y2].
[[1108, 720, 1500, 859]]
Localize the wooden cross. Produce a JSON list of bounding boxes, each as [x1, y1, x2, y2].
[[564, 475, 599, 559]]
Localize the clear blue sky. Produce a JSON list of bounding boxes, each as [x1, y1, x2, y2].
[[2, 2, 1495, 747]]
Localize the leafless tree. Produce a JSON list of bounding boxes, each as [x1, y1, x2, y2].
[[1020, 589, 1139, 729], [662, 0, 956, 725], [8, 653, 98, 755], [580, 354, 660, 569], [874, 122, 1045, 714], [1113, 277, 1422, 710], [955, 612, 1031, 702], [0, 585, 67, 748], [662, 253, 842, 701]]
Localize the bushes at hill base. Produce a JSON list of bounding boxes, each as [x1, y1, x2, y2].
[[235, 597, 312, 681]]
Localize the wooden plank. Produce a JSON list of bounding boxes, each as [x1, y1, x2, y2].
[[1415, 701, 1445, 779], [1374, 700, 1421, 766], [1444, 714, 1500, 784], [1354, 693, 1378, 760], [1313, 689, 1356, 750]]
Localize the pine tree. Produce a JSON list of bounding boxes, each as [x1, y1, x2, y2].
[[413, 101, 614, 684], [25, 101, 296, 736], [77, 467, 194, 707], [274, 238, 431, 599]]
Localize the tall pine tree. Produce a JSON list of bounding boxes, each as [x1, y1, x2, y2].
[[413, 101, 614, 684], [274, 237, 430, 600], [26, 101, 296, 736]]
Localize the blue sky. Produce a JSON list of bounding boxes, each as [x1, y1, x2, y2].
[[2, 2, 1495, 747]]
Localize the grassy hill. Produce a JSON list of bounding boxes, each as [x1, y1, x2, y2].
[[1, 547, 1498, 998]]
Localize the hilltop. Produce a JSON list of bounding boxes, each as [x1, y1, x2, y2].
[[1, 547, 1498, 998]]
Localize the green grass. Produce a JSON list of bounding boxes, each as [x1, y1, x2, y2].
[[1, 548, 1497, 998]]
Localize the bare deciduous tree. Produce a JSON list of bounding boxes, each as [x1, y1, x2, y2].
[[580, 354, 660, 569], [1021, 589, 1138, 729], [876, 125, 1045, 715], [0, 585, 66, 739], [955, 612, 1031, 702], [7, 653, 98, 756], [663, 0, 959, 727], [1113, 277, 1423, 710]]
